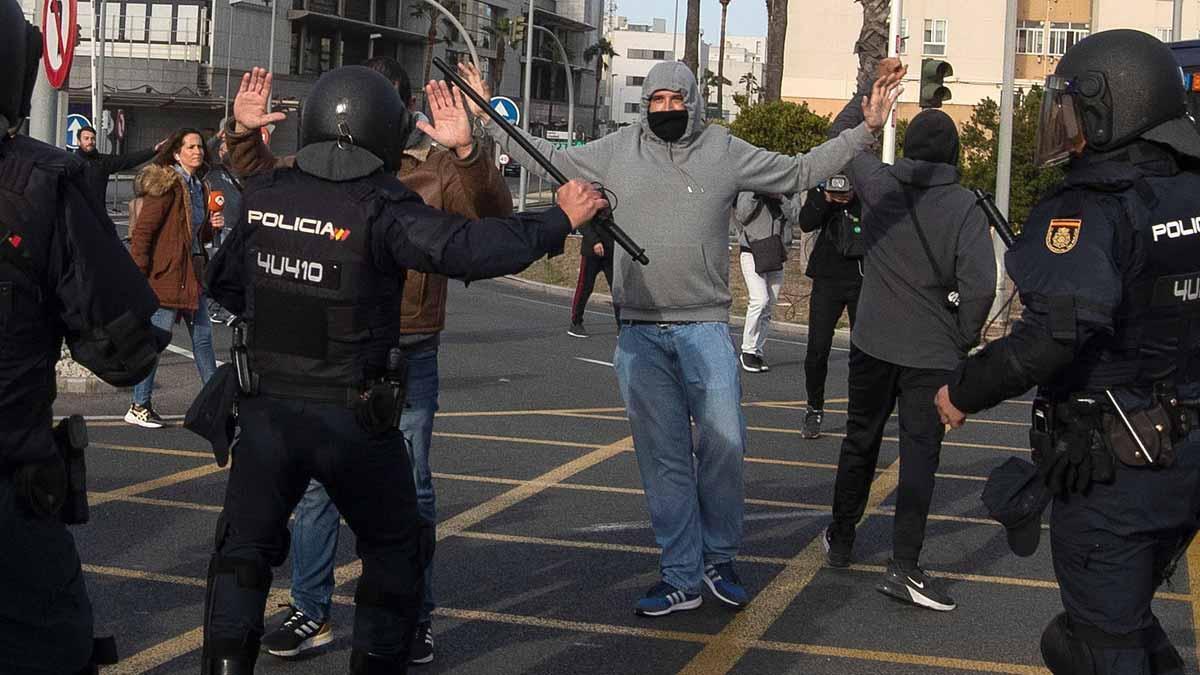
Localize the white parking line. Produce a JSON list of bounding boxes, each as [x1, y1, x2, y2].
[[576, 510, 826, 533], [574, 357, 614, 368]]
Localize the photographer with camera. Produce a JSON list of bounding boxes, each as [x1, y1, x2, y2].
[[796, 174, 864, 438], [820, 59, 996, 613], [734, 191, 799, 373]]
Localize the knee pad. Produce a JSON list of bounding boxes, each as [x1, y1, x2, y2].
[[1041, 613, 1097, 675]]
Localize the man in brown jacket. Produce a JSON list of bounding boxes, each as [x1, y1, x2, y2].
[[227, 57, 510, 664]]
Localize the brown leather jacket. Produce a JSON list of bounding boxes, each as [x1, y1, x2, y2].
[[225, 126, 512, 334], [128, 163, 213, 311]]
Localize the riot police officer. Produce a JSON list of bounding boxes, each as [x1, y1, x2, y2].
[[0, 3, 165, 673], [200, 65, 605, 674], [935, 30, 1200, 674]]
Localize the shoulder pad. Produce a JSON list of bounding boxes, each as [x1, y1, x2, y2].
[[348, 173, 422, 205], [0, 135, 84, 180], [242, 166, 296, 192]]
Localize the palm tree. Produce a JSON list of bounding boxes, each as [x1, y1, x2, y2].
[[739, 71, 759, 101], [683, 0, 701, 73], [583, 37, 616, 138], [855, 0, 890, 93], [762, 0, 788, 100], [701, 69, 731, 106], [717, 0, 732, 118], [410, 0, 463, 86], [486, 17, 519, 92]]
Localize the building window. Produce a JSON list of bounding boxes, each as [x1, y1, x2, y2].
[[148, 4, 172, 42], [627, 48, 672, 60], [125, 4, 147, 41], [923, 18, 947, 56], [176, 5, 200, 44], [454, 1, 498, 52], [898, 17, 907, 55], [626, 75, 645, 86], [1016, 20, 1044, 54], [1158, 27, 1175, 42], [1049, 23, 1089, 56], [624, 102, 640, 113]]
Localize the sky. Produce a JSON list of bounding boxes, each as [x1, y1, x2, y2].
[[611, 0, 769, 40]]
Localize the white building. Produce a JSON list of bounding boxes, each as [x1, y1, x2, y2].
[[706, 35, 765, 122], [607, 15, 710, 128]]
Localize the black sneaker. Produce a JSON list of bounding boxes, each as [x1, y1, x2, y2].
[[822, 526, 853, 568], [262, 604, 333, 657], [124, 403, 164, 429], [876, 560, 956, 611], [568, 322, 589, 338], [801, 409, 823, 439], [739, 352, 767, 373], [410, 621, 434, 665]]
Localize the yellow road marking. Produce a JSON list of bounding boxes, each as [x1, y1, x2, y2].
[[90, 464, 224, 505], [433, 431, 603, 449], [435, 406, 627, 418], [678, 458, 902, 674], [1188, 536, 1200, 667], [748, 425, 1032, 453], [743, 455, 989, 481], [754, 640, 1048, 674], [91, 442, 211, 459]]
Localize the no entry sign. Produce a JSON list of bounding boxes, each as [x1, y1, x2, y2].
[[42, 0, 78, 90]]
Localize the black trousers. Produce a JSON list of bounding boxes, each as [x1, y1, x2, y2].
[[570, 254, 619, 326], [204, 395, 430, 664], [804, 277, 860, 411], [830, 347, 949, 565], [0, 475, 94, 674], [1044, 398, 1200, 674]]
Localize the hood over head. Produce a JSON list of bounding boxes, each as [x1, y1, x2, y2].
[[904, 109, 960, 166], [639, 61, 705, 145]]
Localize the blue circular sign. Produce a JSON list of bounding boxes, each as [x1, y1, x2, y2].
[[489, 96, 520, 126], [65, 113, 91, 149]]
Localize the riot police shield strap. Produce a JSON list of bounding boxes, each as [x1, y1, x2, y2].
[[1036, 75, 1088, 168]]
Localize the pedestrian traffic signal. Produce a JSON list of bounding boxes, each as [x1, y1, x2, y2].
[[510, 16, 527, 44], [920, 58, 953, 108]]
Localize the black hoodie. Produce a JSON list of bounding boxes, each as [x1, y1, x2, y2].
[[74, 146, 157, 208]]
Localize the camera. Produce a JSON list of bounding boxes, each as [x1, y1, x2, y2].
[[824, 174, 851, 194]]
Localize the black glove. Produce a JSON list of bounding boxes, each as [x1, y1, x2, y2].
[[1040, 427, 1114, 496], [13, 454, 67, 519]]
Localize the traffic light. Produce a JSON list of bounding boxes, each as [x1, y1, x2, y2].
[[920, 58, 953, 108], [510, 16, 527, 44]]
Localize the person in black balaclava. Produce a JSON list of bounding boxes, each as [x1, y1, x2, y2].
[[817, 59, 998, 614]]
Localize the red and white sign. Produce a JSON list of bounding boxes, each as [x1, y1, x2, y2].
[[41, 0, 78, 90], [115, 109, 126, 140]]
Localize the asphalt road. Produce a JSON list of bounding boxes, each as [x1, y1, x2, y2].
[[55, 275, 1200, 675]]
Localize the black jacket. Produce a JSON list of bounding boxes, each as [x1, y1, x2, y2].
[[0, 135, 160, 468], [579, 222, 614, 259], [74, 146, 156, 207], [796, 187, 863, 283]]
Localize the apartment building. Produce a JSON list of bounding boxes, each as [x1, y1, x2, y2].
[[781, 0, 1200, 125], [22, 0, 608, 160], [705, 34, 765, 122]]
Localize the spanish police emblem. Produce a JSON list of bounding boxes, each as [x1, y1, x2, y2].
[[1045, 219, 1081, 254]]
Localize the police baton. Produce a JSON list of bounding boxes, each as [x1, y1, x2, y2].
[[972, 189, 1019, 249], [431, 57, 649, 266]]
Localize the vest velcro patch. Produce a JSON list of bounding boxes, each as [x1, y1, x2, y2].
[[1046, 219, 1082, 254]]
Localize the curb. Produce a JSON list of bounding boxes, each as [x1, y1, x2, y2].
[[56, 375, 117, 394], [497, 275, 854, 340]]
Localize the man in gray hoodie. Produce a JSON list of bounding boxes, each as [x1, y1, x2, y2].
[[820, 64, 997, 613], [454, 59, 900, 616]]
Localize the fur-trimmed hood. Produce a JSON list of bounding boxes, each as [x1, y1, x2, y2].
[[135, 163, 203, 197]]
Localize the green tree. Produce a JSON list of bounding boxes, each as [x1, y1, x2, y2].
[[701, 69, 732, 104], [584, 37, 616, 138], [958, 86, 1063, 226], [729, 100, 830, 154], [411, 0, 463, 86], [738, 71, 759, 100]]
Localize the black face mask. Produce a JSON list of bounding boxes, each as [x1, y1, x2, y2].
[[647, 110, 689, 143]]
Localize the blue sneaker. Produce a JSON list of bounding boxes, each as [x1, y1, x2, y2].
[[703, 562, 749, 608], [634, 581, 702, 617]]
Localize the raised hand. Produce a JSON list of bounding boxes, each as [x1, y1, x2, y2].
[[233, 67, 287, 133], [457, 61, 493, 120], [862, 63, 907, 133], [418, 80, 475, 157]]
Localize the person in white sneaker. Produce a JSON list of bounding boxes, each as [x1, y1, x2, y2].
[[734, 191, 798, 373]]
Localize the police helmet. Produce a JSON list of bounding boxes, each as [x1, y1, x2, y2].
[[1036, 29, 1200, 166], [300, 66, 413, 172], [0, 0, 43, 133]]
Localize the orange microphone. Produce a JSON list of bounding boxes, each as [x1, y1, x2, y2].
[[208, 190, 225, 227]]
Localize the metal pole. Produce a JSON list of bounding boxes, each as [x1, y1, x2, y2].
[[881, 0, 901, 164], [1174, 0, 1184, 41], [96, 0, 106, 152], [518, 1, 535, 212], [672, 0, 679, 59], [696, 29, 703, 84], [534, 26, 573, 147], [267, 0, 277, 107], [420, 0, 481, 69], [29, 0, 59, 144], [992, 0, 1019, 321], [224, 0, 236, 121]]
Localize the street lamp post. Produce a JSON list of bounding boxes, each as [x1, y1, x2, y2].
[[717, 0, 730, 121], [533, 25, 574, 147], [519, 1, 535, 211]]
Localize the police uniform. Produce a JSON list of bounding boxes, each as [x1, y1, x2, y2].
[[200, 65, 575, 674], [947, 30, 1200, 675], [0, 7, 163, 673]]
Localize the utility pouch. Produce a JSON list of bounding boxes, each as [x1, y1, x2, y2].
[[354, 383, 400, 436], [231, 321, 258, 396], [1030, 399, 1055, 465], [54, 415, 90, 525], [1101, 404, 1175, 467]]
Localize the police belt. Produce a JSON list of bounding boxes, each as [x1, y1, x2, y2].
[[256, 377, 364, 408]]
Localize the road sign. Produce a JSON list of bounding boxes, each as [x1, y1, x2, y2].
[[489, 96, 520, 126], [115, 110, 126, 140], [497, 153, 511, 166], [41, 0, 78, 89], [65, 113, 90, 149]]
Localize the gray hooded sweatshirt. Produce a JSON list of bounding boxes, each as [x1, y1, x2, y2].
[[487, 61, 875, 322]]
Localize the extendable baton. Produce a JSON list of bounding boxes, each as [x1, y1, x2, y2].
[[432, 57, 649, 265], [973, 189, 1019, 249]]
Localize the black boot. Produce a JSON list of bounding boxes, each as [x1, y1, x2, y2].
[[349, 649, 408, 675], [201, 657, 257, 675], [201, 638, 259, 675]]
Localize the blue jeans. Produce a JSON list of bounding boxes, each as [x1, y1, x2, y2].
[[290, 347, 440, 623], [131, 298, 217, 406], [613, 322, 747, 594]]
